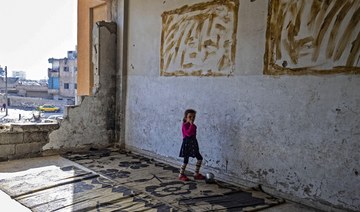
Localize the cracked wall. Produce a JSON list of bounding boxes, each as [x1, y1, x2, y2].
[[44, 22, 117, 152], [114, 0, 360, 211], [0, 124, 59, 161]]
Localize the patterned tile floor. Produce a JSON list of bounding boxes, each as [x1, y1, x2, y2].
[[64, 149, 284, 211], [0, 149, 323, 212]]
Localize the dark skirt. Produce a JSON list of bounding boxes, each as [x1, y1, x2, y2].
[[179, 137, 200, 158]]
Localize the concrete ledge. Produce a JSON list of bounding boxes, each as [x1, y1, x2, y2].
[[0, 133, 24, 144], [24, 132, 48, 143], [64, 104, 80, 118], [0, 125, 11, 133], [0, 145, 16, 159], [15, 142, 48, 157], [0, 123, 60, 161], [10, 123, 60, 133]]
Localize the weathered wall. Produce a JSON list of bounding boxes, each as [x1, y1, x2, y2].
[[114, 0, 360, 211], [45, 22, 117, 152], [0, 124, 59, 161]]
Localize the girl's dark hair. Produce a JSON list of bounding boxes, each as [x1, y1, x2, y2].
[[183, 109, 196, 122]]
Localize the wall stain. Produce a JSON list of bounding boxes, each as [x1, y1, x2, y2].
[[354, 169, 359, 176], [265, 0, 360, 75], [160, 0, 239, 77]]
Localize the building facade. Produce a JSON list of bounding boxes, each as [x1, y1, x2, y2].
[[48, 50, 77, 103], [12, 71, 26, 80], [0, 67, 5, 77]]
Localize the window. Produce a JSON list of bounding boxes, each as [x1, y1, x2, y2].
[[63, 67, 69, 72], [74, 83, 77, 89], [64, 83, 69, 89]]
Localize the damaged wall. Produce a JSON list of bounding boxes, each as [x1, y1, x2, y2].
[[45, 22, 117, 152], [0, 124, 59, 161], [112, 0, 360, 211]]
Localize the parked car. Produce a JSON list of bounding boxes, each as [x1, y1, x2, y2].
[[42, 115, 64, 123], [37, 104, 60, 112]]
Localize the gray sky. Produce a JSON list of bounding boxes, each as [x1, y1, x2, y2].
[[0, 0, 77, 80]]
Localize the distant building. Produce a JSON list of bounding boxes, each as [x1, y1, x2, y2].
[[0, 67, 4, 77], [12, 71, 26, 80], [39, 79, 48, 86], [16, 84, 49, 98], [0, 67, 48, 98], [16, 79, 48, 98], [48, 50, 77, 103], [0, 77, 19, 94]]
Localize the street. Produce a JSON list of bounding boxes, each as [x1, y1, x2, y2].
[[0, 107, 63, 124]]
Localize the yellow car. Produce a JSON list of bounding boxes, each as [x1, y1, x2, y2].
[[37, 104, 60, 112]]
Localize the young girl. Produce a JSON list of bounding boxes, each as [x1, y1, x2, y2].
[[178, 109, 206, 181]]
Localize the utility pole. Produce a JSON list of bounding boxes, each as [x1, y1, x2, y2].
[[5, 66, 8, 116]]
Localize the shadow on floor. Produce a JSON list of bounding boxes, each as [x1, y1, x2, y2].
[[0, 149, 325, 211]]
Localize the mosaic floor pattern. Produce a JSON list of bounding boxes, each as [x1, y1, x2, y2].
[[0, 150, 284, 211], [65, 149, 284, 211], [0, 156, 170, 211]]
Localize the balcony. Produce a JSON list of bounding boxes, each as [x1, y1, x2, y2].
[[48, 72, 59, 78]]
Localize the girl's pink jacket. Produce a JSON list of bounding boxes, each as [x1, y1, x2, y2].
[[182, 122, 197, 138]]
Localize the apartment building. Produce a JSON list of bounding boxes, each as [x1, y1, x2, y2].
[[12, 70, 26, 80], [48, 50, 77, 103]]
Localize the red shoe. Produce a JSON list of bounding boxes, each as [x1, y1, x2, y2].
[[179, 174, 190, 181], [194, 173, 206, 180]]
